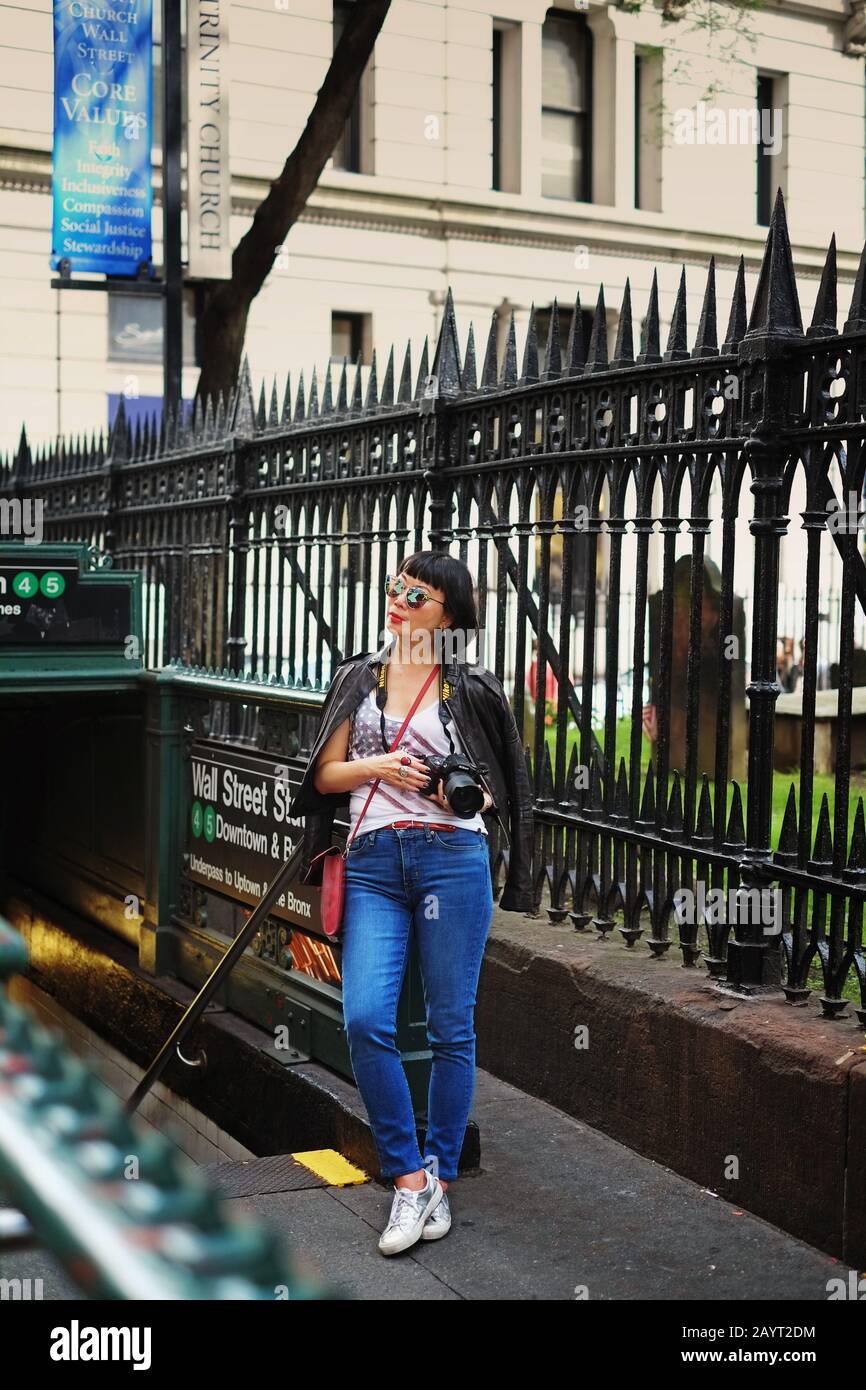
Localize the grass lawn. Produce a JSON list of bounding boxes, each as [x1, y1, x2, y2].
[[539, 715, 866, 852]]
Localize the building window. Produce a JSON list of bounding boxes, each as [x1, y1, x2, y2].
[[492, 20, 522, 193], [634, 47, 662, 212], [756, 73, 785, 226], [541, 9, 592, 201], [333, 1, 362, 172], [108, 289, 197, 365], [331, 311, 371, 364], [493, 27, 502, 191], [757, 75, 773, 225]]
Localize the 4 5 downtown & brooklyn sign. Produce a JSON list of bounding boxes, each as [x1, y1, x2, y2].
[[186, 742, 318, 929]]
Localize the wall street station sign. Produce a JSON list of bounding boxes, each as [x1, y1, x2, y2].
[[187, 742, 322, 930], [186, 0, 231, 279]]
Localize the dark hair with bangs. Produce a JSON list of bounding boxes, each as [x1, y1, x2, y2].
[[397, 550, 479, 656]]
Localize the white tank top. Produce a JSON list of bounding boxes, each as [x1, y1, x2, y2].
[[346, 689, 488, 836]]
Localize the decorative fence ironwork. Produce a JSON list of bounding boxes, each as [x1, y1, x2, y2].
[[4, 188, 866, 1019]]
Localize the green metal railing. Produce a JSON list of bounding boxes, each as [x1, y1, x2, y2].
[[0, 917, 348, 1300]]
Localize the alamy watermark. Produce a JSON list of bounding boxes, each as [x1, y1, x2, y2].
[[673, 883, 782, 935], [375, 625, 486, 667], [673, 102, 782, 155], [0, 497, 44, 544]]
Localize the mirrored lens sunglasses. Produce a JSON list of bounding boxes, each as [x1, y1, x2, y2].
[[385, 574, 444, 608]]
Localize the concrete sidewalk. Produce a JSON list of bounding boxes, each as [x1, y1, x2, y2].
[[210, 1065, 855, 1301], [3, 1058, 856, 1301]]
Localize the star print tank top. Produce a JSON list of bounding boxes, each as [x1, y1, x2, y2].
[[346, 688, 488, 836]]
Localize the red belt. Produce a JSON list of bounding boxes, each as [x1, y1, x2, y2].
[[388, 820, 457, 832]]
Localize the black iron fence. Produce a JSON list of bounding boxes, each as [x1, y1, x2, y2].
[[4, 189, 866, 1019]]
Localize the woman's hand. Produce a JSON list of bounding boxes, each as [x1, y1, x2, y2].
[[368, 750, 430, 792]]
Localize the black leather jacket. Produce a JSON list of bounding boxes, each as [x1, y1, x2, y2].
[[287, 642, 536, 913]]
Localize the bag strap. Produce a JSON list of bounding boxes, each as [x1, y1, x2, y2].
[[343, 663, 439, 855]]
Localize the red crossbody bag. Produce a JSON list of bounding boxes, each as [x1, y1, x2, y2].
[[301, 664, 439, 941]]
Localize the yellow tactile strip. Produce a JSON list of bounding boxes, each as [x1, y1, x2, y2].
[[203, 1150, 370, 1198], [291, 1151, 369, 1186]]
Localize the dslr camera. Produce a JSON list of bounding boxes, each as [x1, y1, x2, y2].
[[415, 753, 486, 817]]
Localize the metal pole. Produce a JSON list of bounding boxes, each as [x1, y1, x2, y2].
[[123, 840, 306, 1114], [162, 0, 183, 421]]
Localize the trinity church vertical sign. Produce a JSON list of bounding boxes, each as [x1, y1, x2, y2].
[[50, 0, 154, 276], [186, 0, 231, 279]]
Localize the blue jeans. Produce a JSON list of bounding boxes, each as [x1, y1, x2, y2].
[[340, 825, 494, 1183]]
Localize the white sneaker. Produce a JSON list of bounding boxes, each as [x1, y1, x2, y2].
[[378, 1171, 443, 1256], [420, 1188, 451, 1240]]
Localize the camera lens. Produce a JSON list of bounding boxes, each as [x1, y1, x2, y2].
[[443, 769, 485, 817]]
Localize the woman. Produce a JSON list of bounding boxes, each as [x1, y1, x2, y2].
[[289, 550, 534, 1257]]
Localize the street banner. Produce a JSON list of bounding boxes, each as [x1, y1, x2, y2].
[[50, 0, 154, 276], [186, 0, 232, 278]]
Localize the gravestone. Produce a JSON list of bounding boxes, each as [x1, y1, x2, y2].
[[648, 555, 747, 785]]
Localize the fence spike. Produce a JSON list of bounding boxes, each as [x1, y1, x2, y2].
[[695, 775, 714, 840], [281, 369, 293, 423], [542, 297, 562, 380], [848, 797, 866, 870], [109, 395, 130, 462], [540, 741, 555, 800], [612, 278, 634, 367], [587, 285, 608, 372], [843, 236, 866, 333], [215, 392, 226, 438], [364, 350, 379, 410], [589, 745, 605, 807], [12, 422, 29, 476], [639, 760, 655, 821], [463, 323, 478, 392], [693, 255, 719, 356], [380, 347, 395, 407], [811, 793, 833, 863], [350, 355, 364, 413], [614, 758, 629, 817], [725, 781, 745, 846], [565, 742, 581, 801], [500, 311, 518, 386], [722, 255, 747, 353], [664, 267, 689, 361], [565, 293, 586, 375], [192, 394, 204, 441], [203, 395, 215, 443], [637, 271, 661, 364], [397, 343, 413, 403], [322, 362, 334, 415], [411, 340, 432, 407], [431, 286, 462, 397], [255, 379, 267, 430], [520, 303, 540, 384], [809, 235, 837, 338], [231, 354, 256, 435], [269, 376, 280, 426], [777, 783, 798, 857], [294, 369, 306, 422], [745, 189, 803, 341], [336, 357, 348, 413], [667, 770, 683, 832], [481, 312, 498, 388]]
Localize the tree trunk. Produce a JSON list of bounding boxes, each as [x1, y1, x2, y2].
[[194, 0, 392, 409]]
